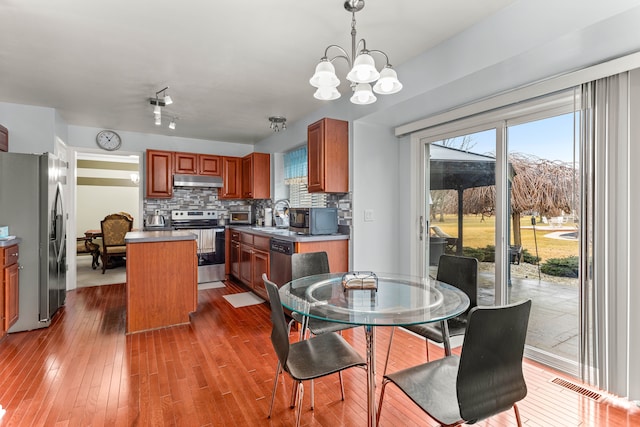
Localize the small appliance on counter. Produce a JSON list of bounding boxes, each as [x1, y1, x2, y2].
[[229, 205, 253, 225], [289, 207, 338, 235], [146, 210, 166, 228]]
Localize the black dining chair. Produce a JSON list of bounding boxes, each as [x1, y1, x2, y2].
[[289, 252, 357, 338], [262, 273, 367, 427], [383, 254, 478, 375], [377, 299, 532, 427], [288, 251, 359, 408]]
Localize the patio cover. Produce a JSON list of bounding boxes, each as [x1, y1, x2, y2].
[[429, 145, 515, 254]]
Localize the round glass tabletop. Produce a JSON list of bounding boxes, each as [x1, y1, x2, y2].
[[279, 272, 470, 327]]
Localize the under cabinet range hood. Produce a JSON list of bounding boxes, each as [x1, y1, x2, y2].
[[173, 174, 223, 188]]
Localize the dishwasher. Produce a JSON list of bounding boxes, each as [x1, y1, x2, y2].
[[269, 238, 294, 286]]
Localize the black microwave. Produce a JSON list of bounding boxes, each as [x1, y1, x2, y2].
[[289, 207, 338, 235]]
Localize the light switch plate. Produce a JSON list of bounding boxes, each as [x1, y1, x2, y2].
[[364, 209, 374, 222]]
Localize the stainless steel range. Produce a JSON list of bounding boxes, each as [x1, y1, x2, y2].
[[171, 210, 226, 284]]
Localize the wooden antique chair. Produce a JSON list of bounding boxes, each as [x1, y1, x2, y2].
[[100, 213, 133, 274]]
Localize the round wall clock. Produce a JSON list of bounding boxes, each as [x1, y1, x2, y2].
[[96, 130, 122, 151]]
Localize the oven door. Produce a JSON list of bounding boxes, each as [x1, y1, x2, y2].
[[193, 228, 225, 265], [176, 226, 226, 283]]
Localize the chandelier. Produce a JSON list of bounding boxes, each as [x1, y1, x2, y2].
[[309, 0, 402, 105]]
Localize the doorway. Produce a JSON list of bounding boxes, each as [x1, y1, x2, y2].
[[72, 150, 142, 288]]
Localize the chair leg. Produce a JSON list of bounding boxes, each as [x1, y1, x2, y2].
[[376, 378, 390, 425], [441, 320, 452, 356], [295, 381, 304, 427], [101, 253, 106, 274], [382, 326, 396, 376], [425, 336, 430, 361], [268, 362, 282, 418], [513, 403, 523, 427]]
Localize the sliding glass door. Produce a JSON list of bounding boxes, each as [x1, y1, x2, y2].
[[418, 90, 582, 374]]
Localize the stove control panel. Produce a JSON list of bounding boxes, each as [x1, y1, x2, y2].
[[171, 210, 220, 220]]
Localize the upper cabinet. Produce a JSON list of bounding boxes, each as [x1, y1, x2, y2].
[[307, 118, 348, 193], [242, 152, 270, 199], [146, 150, 268, 200], [174, 152, 221, 176], [220, 156, 243, 199], [146, 150, 173, 198], [198, 154, 221, 176], [0, 124, 8, 152]]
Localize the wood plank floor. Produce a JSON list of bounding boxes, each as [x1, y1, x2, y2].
[[1, 281, 639, 426]]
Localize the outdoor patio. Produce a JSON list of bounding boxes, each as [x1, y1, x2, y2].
[[478, 268, 578, 362]]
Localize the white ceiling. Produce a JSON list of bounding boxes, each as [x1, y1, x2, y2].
[[0, 0, 515, 145]]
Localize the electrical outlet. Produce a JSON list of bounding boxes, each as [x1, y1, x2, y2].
[[364, 209, 374, 222]]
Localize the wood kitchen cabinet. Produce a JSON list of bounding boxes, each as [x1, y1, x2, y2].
[[1, 244, 20, 338], [307, 118, 349, 193], [220, 156, 243, 199], [234, 231, 270, 299], [229, 231, 241, 277], [174, 152, 221, 176], [242, 152, 270, 199], [0, 124, 8, 152], [146, 149, 173, 198]]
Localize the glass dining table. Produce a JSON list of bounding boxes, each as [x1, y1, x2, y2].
[[279, 271, 470, 427]]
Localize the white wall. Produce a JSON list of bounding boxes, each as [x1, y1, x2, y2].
[[0, 102, 56, 153], [351, 122, 400, 272], [76, 186, 139, 234]]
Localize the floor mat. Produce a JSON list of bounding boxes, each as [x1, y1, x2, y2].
[[198, 281, 226, 290], [222, 292, 265, 308]]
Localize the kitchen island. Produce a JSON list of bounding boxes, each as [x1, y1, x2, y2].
[[125, 230, 197, 334]]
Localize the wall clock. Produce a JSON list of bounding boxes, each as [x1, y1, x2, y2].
[[96, 130, 122, 151]]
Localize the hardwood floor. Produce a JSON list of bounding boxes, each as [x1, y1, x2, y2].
[[1, 281, 639, 426]]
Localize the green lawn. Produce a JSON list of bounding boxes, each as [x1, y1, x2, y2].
[[432, 214, 578, 262]]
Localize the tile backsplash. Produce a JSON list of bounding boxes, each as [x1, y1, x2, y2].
[[144, 188, 352, 235]]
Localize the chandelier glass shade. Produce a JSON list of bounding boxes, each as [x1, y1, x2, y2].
[[309, 0, 402, 105]]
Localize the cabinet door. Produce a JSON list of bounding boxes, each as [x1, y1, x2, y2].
[[198, 155, 221, 176], [307, 118, 348, 193], [220, 157, 242, 199], [242, 156, 253, 198], [252, 249, 269, 300], [239, 244, 252, 285], [5, 262, 18, 329], [307, 120, 324, 192], [174, 152, 198, 174], [146, 150, 173, 198], [230, 240, 240, 278], [0, 280, 5, 339]]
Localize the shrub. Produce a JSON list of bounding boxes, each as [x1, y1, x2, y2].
[[540, 256, 579, 277], [522, 248, 540, 265]]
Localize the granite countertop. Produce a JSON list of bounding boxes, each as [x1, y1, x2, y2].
[[229, 225, 349, 242], [0, 236, 22, 247], [125, 230, 198, 244]]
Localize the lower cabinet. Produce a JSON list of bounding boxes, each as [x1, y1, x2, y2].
[[232, 231, 270, 300], [1, 243, 20, 340]]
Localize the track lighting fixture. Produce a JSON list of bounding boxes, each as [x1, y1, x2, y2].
[[149, 86, 178, 129], [269, 116, 287, 132]]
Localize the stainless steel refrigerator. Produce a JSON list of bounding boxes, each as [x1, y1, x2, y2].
[[0, 152, 67, 332]]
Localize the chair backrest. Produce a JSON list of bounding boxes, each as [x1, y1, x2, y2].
[[262, 273, 290, 369], [100, 213, 133, 247], [456, 299, 532, 423], [436, 254, 478, 315], [291, 251, 330, 280]]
